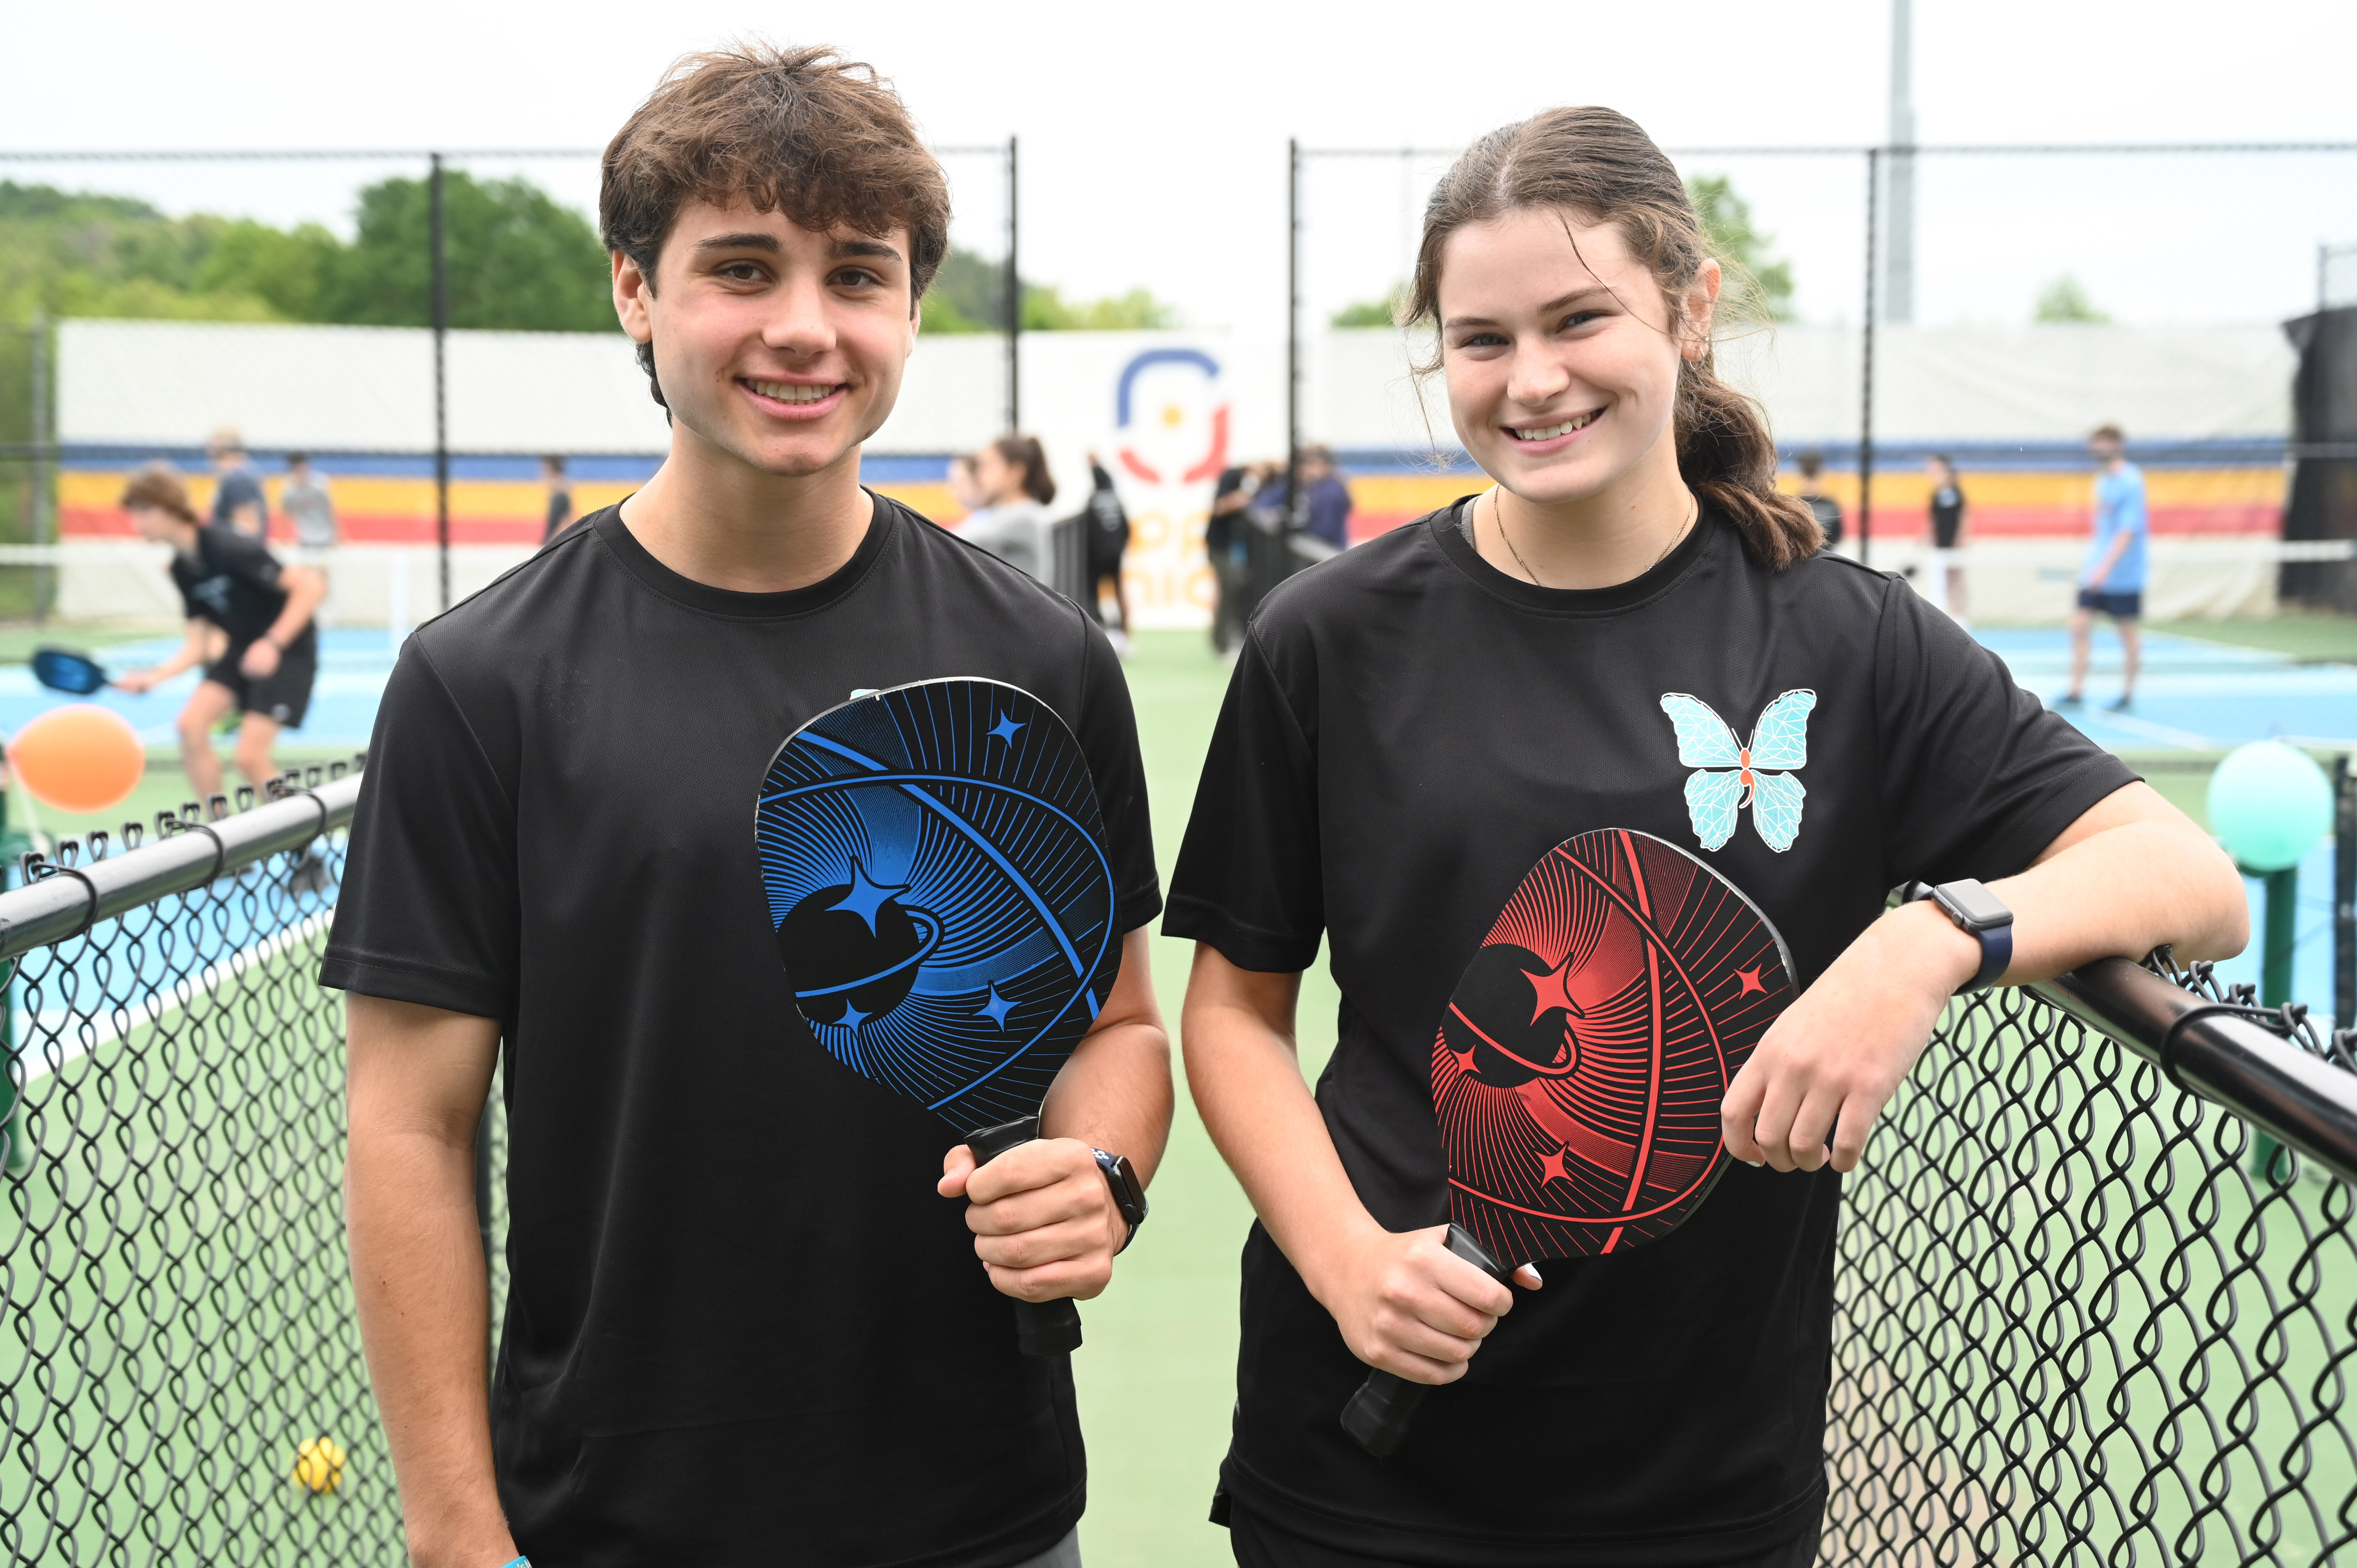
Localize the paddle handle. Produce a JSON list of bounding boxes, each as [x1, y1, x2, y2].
[[966, 1114, 1083, 1357], [1341, 1224, 1513, 1458]]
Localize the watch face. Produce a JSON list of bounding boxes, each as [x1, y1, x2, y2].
[[1939, 879, 2011, 931]]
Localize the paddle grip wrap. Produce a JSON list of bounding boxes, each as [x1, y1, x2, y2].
[[1341, 1224, 1514, 1458], [966, 1114, 1084, 1357]]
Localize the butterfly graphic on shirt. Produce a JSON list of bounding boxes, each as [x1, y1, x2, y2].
[[1657, 689, 1818, 853]]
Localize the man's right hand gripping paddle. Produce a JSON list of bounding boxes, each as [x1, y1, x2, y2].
[[1341, 827, 1795, 1457]]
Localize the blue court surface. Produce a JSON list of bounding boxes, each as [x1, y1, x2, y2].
[[0, 625, 397, 754], [1980, 625, 2354, 1015]]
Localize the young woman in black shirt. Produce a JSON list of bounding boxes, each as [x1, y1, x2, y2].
[[1167, 107, 2246, 1568]]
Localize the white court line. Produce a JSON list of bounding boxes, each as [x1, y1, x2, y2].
[[10, 909, 335, 1088]]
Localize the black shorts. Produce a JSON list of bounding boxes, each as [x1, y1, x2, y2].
[[1088, 537, 1127, 579], [1223, 1500, 1823, 1568], [2075, 588, 2143, 620], [201, 639, 317, 728]]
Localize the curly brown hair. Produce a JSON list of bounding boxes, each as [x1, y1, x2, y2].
[[601, 42, 952, 408], [1403, 107, 1821, 570], [120, 463, 200, 525]]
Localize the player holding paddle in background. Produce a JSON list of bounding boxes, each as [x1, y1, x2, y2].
[[1168, 108, 2247, 1568], [110, 463, 324, 799], [328, 47, 1167, 1568]]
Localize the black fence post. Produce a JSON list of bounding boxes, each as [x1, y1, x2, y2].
[[2337, 751, 2353, 1031], [1857, 148, 1879, 570], [1004, 135, 1020, 431], [1286, 138, 1302, 531], [431, 152, 451, 613]]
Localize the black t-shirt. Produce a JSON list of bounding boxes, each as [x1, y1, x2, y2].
[[1804, 492, 1842, 547], [1930, 483, 1965, 549], [320, 497, 1161, 1568], [1164, 503, 2133, 1566], [170, 524, 316, 652]]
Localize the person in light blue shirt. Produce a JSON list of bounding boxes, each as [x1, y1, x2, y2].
[[2060, 424, 2147, 712]]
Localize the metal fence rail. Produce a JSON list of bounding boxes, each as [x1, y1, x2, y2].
[[0, 781, 2351, 1563]]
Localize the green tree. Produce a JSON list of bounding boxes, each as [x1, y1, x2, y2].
[[918, 245, 1176, 332], [328, 171, 614, 332], [2034, 275, 2109, 323], [1685, 175, 1794, 320], [1331, 290, 1404, 328]]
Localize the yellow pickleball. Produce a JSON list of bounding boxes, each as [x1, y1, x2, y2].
[[292, 1436, 346, 1494]]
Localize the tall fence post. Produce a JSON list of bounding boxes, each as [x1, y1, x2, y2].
[[431, 152, 451, 613], [1004, 135, 1020, 431], [2336, 751, 2353, 1031], [1286, 137, 1302, 530], [1857, 148, 1879, 570], [0, 788, 27, 1174], [28, 311, 50, 625]]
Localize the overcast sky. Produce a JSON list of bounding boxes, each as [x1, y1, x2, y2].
[[7, 0, 2355, 334]]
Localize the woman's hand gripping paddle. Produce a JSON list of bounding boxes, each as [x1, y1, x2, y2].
[[1341, 827, 1796, 1457], [756, 678, 1122, 1356], [30, 649, 113, 696]]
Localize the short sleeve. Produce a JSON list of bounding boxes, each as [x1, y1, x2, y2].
[[319, 637, 520, 1019], [1162, 626, 1324, 973], [216, 529, 286, 594], [1876, 584, 2138, 888], [1071, 615, 1163, 936]]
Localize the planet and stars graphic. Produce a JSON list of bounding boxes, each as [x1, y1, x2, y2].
[[1435, 828, 1794, 1266], [756, 679, 1120, 1132]]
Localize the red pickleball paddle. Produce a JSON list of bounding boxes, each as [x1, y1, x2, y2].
[[1342, 827, 1796, 1456]]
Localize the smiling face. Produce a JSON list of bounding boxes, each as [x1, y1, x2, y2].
[[614, 198, 917, 483], [1438, 207, 1714, 510]]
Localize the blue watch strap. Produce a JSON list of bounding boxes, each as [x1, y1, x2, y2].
[[1965, 923, 2013, 994]]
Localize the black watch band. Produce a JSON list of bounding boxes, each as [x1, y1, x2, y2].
[[1902, 878, 2014, 993], [1091, 1148, 1148, 1252]]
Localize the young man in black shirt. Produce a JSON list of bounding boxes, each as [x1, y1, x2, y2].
[[114, 463, 324, 797], [326, 45, 1169, 1568]]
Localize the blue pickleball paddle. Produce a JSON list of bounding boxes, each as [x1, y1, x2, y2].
[[755, 677, 1123, 1355]]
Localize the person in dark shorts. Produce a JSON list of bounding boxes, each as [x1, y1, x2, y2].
[[1795, 447, 1842, 549], [541, 455, 577, 543], [113, 464, 324, 798], [2062, 424, 2147, 711], [206, 427, 268, 537], [1927, 452, 1967, 623], [1081, 454, 1133, 653], [1168, 108, 2246, 1568]]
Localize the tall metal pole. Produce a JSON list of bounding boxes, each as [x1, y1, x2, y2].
[[1005, 136, 1020, 431], [1858, 148, 1880, 570], [431, 153, 451, 613], [27, 314, 49, 625], [2335, 751, 2353, 1032], [1885, 0, 1916, 324], [1286, 138, 1302, 531]]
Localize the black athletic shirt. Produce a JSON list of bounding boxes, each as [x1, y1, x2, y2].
[[320, 496, 1160, 1568], [1930, 483, 1965, 549], [170, 523, 316, 652], [1164, 503, 2133, 1566]]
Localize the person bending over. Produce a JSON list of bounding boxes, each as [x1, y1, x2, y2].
[[327, 45, 1168, 1568], [114, 463, 324, 798], [1169, 108, 2244, 1568]]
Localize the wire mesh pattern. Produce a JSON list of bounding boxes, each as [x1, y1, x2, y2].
[[1825, 964, 2357, 1567], [0, 791, 507, 1566]]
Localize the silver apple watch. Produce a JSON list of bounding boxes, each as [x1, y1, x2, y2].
[[1902, 878, 2014, 993]]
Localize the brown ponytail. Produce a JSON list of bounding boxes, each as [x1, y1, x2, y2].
[[1401, 107, 1822, 570], [990, 433, 1057, 507]]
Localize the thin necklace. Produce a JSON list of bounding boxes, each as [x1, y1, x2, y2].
[[1488, 489, 1696, 589]]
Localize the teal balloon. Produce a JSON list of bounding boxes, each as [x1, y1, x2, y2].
[[2207, 741, 2334, 873]]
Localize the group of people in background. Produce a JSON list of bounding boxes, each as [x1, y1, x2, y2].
[[1205, 445, 1358, 656], [949, 436, 1136, 652]]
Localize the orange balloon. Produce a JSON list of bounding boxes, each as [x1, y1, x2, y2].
[[8, 705, 145, 814]]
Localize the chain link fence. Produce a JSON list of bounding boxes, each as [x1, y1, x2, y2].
[[0, 773, 2349, 1563]]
